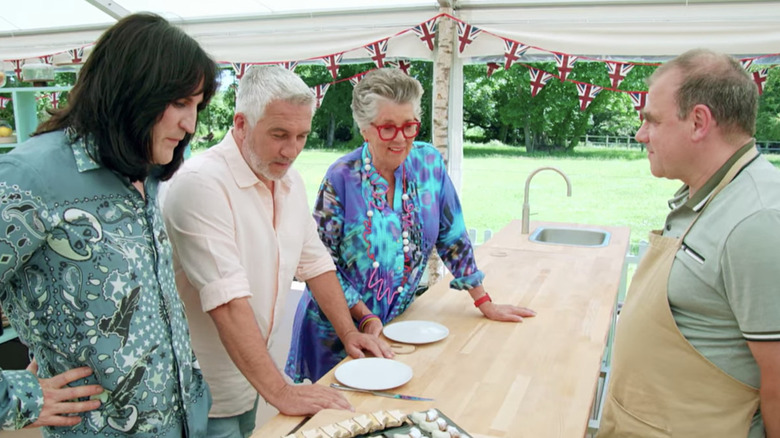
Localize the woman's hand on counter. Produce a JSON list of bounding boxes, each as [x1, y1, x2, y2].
[[342, 330, 395, 359], [361, 318, 383, 337], [270, 383, 354, 416], [468, 285, 536, 322], [479, 302, 536, 322]]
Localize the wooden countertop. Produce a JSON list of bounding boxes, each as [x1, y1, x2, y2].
[[253, 220, 630, 438]]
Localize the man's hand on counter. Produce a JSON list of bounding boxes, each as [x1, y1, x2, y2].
[[270, 383, 354, 416]]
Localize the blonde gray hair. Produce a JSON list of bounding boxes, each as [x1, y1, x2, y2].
[[351, 68, 423, 129], [235, 65, 315, 127]]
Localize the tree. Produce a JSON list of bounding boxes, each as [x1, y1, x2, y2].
[[756, 68, 780, 142]]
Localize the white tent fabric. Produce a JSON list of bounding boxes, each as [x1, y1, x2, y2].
[[458, 2, 780, 60], [2, 1, 780, 69]]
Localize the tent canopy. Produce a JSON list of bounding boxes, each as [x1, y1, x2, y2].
[[2, 0, 780, 67]]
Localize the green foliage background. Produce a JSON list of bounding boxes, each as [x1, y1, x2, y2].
[[3, 61, 778, 152]]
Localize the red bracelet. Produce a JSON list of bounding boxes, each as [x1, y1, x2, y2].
[[473, 293, 492, 308]]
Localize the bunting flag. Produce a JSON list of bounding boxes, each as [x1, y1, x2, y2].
[[312, 83, 330, 109], [387, 59, 412, 74], [321, 54, 343, 80], [529, 68, 553, 97], [231, 62, 247, 80], [554, 53, 577, 82], [576, 83, 602, 111], [486, 62, 501, 78], [629, 91, 648, 120], [277, 61, 298, 72], [365, 39, 389, 68], [606, 62, 634, 89], [48, 91, 60, 108], [740, 59, 754, 70], [0, 97, 10, 109], [752, 69, 769, 95], [11, 60, 24, 81], [503, 40, 529, 70], [349, 71, 368, 87], [411, 18, 438, 51], [456, 22, 482, 53], [39, 55, 54, 65], [68, 47, 84, 64]]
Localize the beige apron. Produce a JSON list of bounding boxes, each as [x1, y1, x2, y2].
[[598, 148, 760, 438]]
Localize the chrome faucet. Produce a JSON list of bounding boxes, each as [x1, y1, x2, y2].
[[522, 166, 572, 234]]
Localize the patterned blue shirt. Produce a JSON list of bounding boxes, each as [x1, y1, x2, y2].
[[286, 142, 484, 382], [0, 130, 210, 436]]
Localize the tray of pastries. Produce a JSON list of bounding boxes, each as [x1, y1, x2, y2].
[[283, 408, 470, 438]]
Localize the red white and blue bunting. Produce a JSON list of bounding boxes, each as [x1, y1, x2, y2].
[[2, 13, 778, 117]]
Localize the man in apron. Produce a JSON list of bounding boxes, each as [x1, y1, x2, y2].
[[598, 49, 780, 437]]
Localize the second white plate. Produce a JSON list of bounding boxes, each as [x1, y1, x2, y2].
[[383, 320, 449, 344], [334, 358, 413, 391]]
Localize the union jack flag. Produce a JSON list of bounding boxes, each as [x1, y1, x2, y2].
[[68, 47, 84, 64], [349, 71, 368, 88], [0, 96, 10, 109], [11, 60, 24, 81], [752, 69, 769, 95], [48, 91, 61, 108], [740, 58, 754, 70], [231, 62, 247, 80], [529, 68, 553, 97], [277, 61, 298, 72], [553, 53, 577, 82], [312, 83, 330, 109], [606, 62, 633, 89], [456, 22, 482, 54], [39, 55, 54, 65], [629, 91, 647, 120], [321, 54, 343, 80], [365, 39, 389, 68], [411, 18, 438, 51], [503, 40, 528, 70], [387, 59, 412, 75], [486, 62, 501, 78], [576, 83, 602, 111]]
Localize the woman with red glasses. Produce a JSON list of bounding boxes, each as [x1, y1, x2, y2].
[[285, 68, 535, 383]]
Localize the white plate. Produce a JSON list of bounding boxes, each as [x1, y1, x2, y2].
[[334, 358, 413, 391], [382, 320, 449, 344]]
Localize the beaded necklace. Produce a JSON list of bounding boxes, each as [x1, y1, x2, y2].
[[361, 151, 415, 305]]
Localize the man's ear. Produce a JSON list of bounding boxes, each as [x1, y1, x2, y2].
[[690, 104, 713, 142], [233, 113, 248, 143]]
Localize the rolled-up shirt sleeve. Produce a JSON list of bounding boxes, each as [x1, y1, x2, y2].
[[163, 171, 252, 313], [295, 213, 336, 282]]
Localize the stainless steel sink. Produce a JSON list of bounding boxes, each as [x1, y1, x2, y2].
[[529, 227, 610, 248]]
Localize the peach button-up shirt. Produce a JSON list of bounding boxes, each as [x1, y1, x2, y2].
[[162, 131, 335, 417]]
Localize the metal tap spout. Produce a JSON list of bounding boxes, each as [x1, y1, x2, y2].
[[522, 167, 572, 234]]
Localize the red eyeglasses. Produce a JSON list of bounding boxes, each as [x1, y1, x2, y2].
[[371, 121, 421, 141]]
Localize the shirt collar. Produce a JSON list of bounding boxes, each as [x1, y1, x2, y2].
[[222, 129, 294, 192], [66, 128, 102, 173], [669, 139, 757, 212]]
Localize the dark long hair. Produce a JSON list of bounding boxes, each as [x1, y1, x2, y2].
[[35, 13, 218, 181]]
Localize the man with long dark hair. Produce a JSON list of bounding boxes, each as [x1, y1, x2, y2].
[[0, 13, 218, 437]]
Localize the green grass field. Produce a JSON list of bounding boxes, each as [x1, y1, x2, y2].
[[285, 143, 780, 255]]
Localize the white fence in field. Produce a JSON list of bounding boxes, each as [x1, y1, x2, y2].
[[581, 134, 780, 154]]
